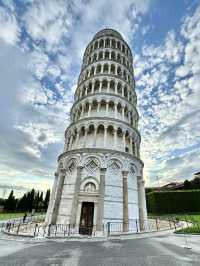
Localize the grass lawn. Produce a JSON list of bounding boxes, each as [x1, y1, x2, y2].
[[0, 212, 44, 221], [0, 212, 27, 221], [148, 213, 200, 234]]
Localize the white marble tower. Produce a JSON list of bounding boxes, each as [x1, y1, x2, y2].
[[45, 29, 147, 234]]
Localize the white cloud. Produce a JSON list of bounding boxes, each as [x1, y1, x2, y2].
[[135, 5, 200, 185], [0, 6, 20, 45]]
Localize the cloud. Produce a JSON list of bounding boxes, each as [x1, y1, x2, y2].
[[0, 6, 20, 45], [134, 4, 200, 185], [0, 0, 199, 196]]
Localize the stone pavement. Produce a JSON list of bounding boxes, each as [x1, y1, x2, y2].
[[0, 231, 200, 265]]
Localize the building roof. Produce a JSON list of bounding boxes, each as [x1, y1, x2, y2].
[[93, 29, 123, 40], [194, 171, 200, 176]]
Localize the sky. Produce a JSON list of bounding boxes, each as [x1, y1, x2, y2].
[[0, 0, 200, 198]]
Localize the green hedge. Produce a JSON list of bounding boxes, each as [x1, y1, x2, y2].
[[146, 190, 200, 214]]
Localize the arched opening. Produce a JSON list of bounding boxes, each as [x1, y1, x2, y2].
[[94, 80, 100, 92], [111, 39, 116, 48], [117, 41, 121, 50], [90, 67, 95, 77], [117, 53, 121, 63], [105, 38, 110, 47], [102, 80, 107, 92], [99, 39, 104, 48], [88, 82, 92, 94], [99, 51, 103, 60], [111, 51, 116, 60], [94, 41, 98, 49], [117, 66, 122, 77], [103, 64, 109, 74], [110, 64, 115, 75], [96, 64, 101, 74], [110, 80, 115, 92], [105, 51, 109, 59], [93, 53, 97, 62]]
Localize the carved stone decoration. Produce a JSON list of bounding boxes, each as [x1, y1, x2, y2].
[[84, 182, 96, 192], [85, 159, 98, 175], [109, 161, 120, 174]]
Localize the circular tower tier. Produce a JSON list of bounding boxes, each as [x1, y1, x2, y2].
[[45, 29, 148, 234]]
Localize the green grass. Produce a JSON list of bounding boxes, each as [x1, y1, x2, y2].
[[0, 212, 44, 221], [0, 212, 27, 221], [148, 213, 200, 234], [148, 213, 200, 222], [174, 214, 200, 223], [176, 225, 200, 234]]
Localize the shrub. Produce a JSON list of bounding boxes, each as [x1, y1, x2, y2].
[[146, 190, 200, 214]]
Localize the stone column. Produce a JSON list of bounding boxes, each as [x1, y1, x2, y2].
[[122, 86, 125, 97], [49, 169, 66, 224], [99, 81, 102, 92], [130, 136, 133, 154], [123, 131, 126, 152], [107, 81, 110, 93], [80, 89, 83, 98], [69, 134, 73, 150], [70, 166, 82, 226], [108, 64, 111, 74], [137, 177, 148, 231], [97, 167, 106, 231], [104, 126, 107, 147], [83, 128, 88, 148], [91, 82, 95, 94], [122, 170, 129, 232], [97, 101, 100, 113], [114, 128, 117, 148], [137, 142, 140, 158], [114, 102, 118, 119], [93, 126, 97, 147], [75, 131, 80, 148], [115, 82, 118, 94], [122, 106, 125, 121], [128, 112, 131, 124], [88, 102, 92, 117], [81, 105, 84, 118], [85, 85, 88, 95], [45, 172, 59, 223], [106, 101, 109, 115]]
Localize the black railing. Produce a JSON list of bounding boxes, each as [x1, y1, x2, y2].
[[1, 217, 187, 238]]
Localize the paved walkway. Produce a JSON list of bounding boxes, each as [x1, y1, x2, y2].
[[0, 231, 200, 265]]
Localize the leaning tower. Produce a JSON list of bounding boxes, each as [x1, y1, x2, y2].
[[45, 29, 147, 234]]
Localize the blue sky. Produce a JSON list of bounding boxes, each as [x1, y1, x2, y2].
[[0, 0, 200, 197]]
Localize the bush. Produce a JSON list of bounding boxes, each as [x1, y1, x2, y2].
[[146, 190, 200, 214]]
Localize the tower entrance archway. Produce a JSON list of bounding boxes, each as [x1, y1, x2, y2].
[[79, 202, 94, 235]]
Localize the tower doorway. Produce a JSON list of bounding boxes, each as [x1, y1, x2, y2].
[[79, 202, 94, 235]]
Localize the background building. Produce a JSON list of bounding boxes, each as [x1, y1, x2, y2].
[[45, 29, 147, 234]]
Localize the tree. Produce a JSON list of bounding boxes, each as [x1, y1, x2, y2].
[[44, 189, 50, 210], [4, 190, 17, 211], [183, 179, 192, 190], [192, 177, 200, 189]]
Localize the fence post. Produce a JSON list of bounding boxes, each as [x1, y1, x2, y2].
[[156, 218, 159, 231], [68, 224, 70, 236], [107, 222, 110, 237], [34, 224, 38, 237], [173, 220, 177, 230], [169, 219, 172, 229], [17, 224, 20, 235], [136, 220, 138, 233], [47, 224, 51, 237]]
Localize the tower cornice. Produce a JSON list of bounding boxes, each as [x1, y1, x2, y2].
[[64, 116, 141, 141]]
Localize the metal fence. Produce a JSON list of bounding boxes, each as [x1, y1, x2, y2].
[[1, 217, 187, 238]]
